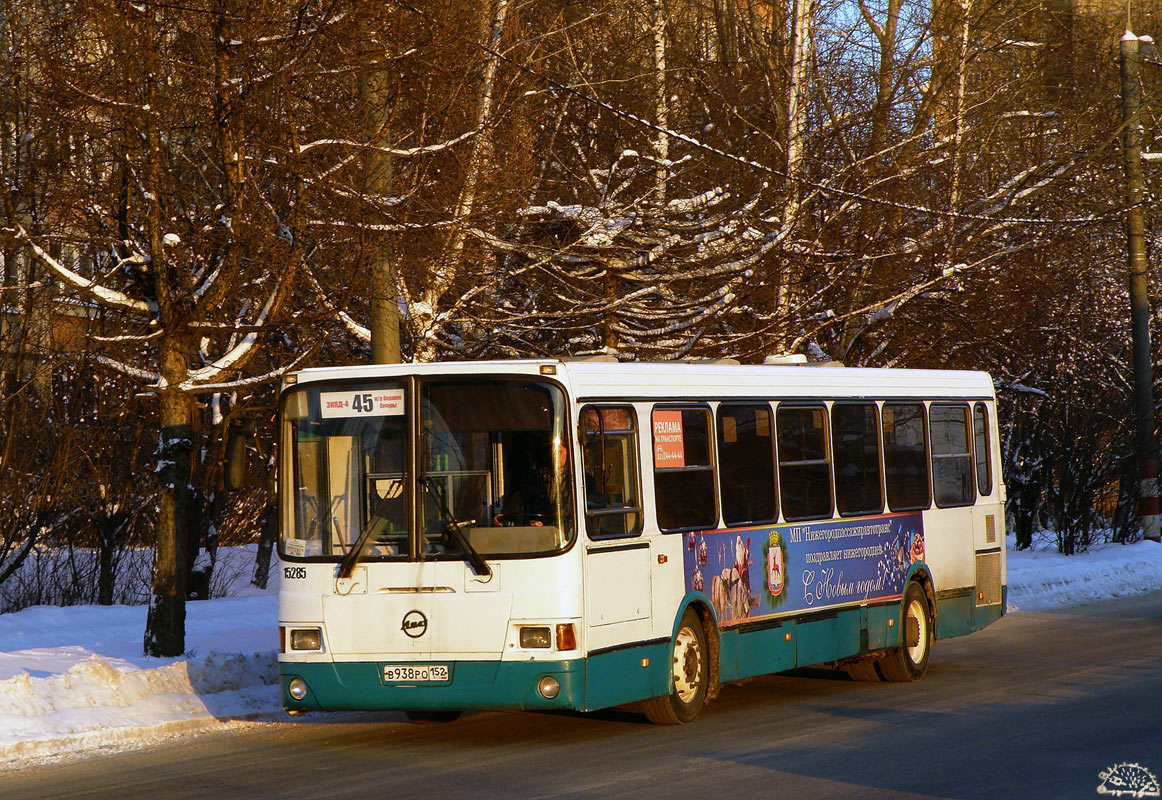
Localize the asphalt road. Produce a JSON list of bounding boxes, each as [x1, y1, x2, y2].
[[4, 593, 1162, 800]]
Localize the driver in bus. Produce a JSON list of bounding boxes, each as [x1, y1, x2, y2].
[[493, 438, 567, 527]]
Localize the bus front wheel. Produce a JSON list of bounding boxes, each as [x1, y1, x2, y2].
[[643, 608, 708, 724], [878, 582, 933, 682]]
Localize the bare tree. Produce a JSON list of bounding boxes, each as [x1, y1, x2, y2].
[[1, 0, 344, 653]]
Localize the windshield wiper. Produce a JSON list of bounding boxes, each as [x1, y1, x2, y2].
[[337, 490, 397, 580], [417, 476, 491, 577]]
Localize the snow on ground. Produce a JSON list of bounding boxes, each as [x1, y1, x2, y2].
[[0, 548, 282, 769], [1005, 532, 1162, 610], [1, 536, 1161, 770]]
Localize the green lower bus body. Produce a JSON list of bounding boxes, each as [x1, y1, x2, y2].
[[281, 587, 1006, 714]]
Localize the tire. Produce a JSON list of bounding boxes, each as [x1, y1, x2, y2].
[[877, 582, 933, 682], [405, 710, 461, 724], [643, 608, 709, 724], [844, 659, 882, 682]]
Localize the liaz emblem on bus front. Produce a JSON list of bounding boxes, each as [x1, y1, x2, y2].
[[684, 513, 925, 626]]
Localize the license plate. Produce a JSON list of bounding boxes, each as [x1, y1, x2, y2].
[[383, 664, 450, 683]]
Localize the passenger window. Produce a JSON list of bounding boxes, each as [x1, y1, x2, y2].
[[832, 402, 884, 516], [974, 403, 993, 497], [930, 404, 974, 507], [652, 407, 717, 531], [777, 405, 832, 521], [717, 404, 777, 526], [883, 402, 930, 511], [581, 406, 642, 539]]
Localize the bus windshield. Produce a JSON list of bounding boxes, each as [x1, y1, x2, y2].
[[280, 378, 574, 562]]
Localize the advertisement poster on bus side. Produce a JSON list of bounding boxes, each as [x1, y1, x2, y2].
[[682, 513, 925, 626], [652, 410, 686, 468]]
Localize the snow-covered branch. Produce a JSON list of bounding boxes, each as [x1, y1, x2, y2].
[[179, 346, 321, 394], [6, 224, 156, 316], [179, 274, 285, 390], [97, 355, 164, 387], [296, 128, 478, 158]]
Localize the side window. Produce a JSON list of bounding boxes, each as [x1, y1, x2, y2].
[[930, 403, 974, 507], [777, 405, 832, 521], [974, 403, 993, 497], [883, 402, 930, 511], [652, 407, 717, 531], [717, 404, 777, 526], [832, 402, 884, 517], [581, 406, 642, 539]]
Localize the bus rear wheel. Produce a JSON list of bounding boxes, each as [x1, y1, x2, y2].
[[878, 582, 932, 682], [643, 609, 708, 725], [844, 659, 881, 681]]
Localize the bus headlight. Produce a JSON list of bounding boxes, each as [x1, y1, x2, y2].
[[290, 628, 322, 651], [537, 675, 560, 699], [520, 626, 552, 648], [288, 678, 308, 701]]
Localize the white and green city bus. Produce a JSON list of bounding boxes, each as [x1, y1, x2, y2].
[[278, 358, 1005, 724]]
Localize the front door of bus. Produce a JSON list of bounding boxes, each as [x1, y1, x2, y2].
[[584, 539, 654, 709], [579, 403, 655, 708]]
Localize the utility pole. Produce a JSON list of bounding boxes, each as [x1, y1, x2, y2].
[[361, 25, 402, 366], [1119, 29, 1161, 542]]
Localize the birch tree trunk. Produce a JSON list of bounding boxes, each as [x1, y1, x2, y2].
[[652, 0, 669, 206], [784, 0, 813, 227], [778, 0, 814, 350], [410, 0, 509, 362], [837, 0, 902, 361], [944, 0, 973, 269]]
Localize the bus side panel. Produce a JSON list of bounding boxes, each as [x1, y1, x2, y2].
[[937, 586, 1006, 641], [719, 600, 903, 683], [794, 608, 862, 668], [867, 602, 900, 651], [936, 592, 975, 639], [976, 586, 1007, 629], [923, 507, 976, 598], [583, 642, 670, 712], [862, 584, 1008, 651], [729, 623, 796, 681]]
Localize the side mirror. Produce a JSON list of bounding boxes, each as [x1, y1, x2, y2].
[[224, 421, 251, 491]]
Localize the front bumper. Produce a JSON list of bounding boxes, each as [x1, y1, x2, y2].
[[281, 658, 584, 713]]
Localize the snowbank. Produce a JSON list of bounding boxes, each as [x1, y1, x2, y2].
[[0, 536, 1160, 769], [0, 548, 282, 769], [1006, 534, 1162, 610]]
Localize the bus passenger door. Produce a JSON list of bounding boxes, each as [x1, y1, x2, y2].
[[583, 540, 654, 710], [585, 541, 653, 648], [579, 405, 655, 708]]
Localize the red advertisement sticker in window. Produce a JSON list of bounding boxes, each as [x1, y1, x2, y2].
[[653, 409, 686, 468]]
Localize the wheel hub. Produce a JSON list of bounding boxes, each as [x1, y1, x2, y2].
[[905, 598, 929, 664], [672, 626, 702, 703]]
